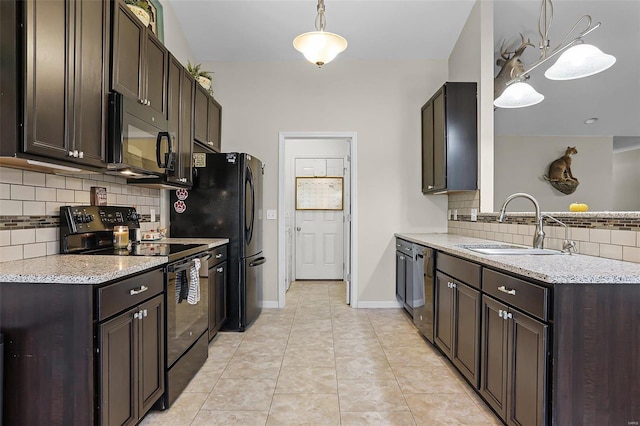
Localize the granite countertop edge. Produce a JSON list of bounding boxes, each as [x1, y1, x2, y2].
[[395, 233, 640, 285], [0, 238, 229, 285]]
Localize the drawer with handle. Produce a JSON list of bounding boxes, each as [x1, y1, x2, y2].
[[482, 268, 549, 321], [396, 238, 413, 257], [210, 244, 228, 265], [97, 268, 163, 321], [437, 252, 481, 290]]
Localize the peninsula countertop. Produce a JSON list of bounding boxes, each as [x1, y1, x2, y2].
[[396, 233, 640, 284], [0, 238, 229, 284]]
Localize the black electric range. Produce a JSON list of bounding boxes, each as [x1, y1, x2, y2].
[[59, 205, 207, 261]]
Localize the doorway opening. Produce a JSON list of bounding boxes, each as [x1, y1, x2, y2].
[[278, 132, 358, 308]]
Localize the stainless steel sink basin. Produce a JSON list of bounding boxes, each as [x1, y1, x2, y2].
[[457, 244, 563, 255]]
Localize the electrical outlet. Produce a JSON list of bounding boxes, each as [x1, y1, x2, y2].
[[150, 209, 156, 222], [453, 209, 458, 221], [448, 210, 452, 220], [470, 208, 478, 222], [266, 210, 277, 220]]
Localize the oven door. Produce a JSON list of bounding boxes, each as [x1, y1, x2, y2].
[[166, 253, 210, 367]]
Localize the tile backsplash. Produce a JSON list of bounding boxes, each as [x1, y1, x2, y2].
[[0, 166, 161, 262], [448, 191, 640, 264]]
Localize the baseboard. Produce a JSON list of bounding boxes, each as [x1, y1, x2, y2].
[[260, 301, 280, 309], [355, 301, 404, 309]]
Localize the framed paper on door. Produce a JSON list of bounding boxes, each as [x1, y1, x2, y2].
[[295, 177, 344, 210]]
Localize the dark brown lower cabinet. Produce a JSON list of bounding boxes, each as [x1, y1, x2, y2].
[[434, 271, 480, 388], [208, 260, 227, 339], [99, 293, 165, 426], [480, 295, 547, 426]]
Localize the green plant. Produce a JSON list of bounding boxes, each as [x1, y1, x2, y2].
[[187, 61, 213, 80], [124, 0, 151, 13]]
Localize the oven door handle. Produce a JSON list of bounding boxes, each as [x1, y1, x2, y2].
[[249, 257, 267, 267]]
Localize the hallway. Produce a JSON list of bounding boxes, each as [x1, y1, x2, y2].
[[141, 281, 500, 425]]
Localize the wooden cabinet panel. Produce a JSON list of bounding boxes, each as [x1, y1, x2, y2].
[[73, 0, 108, 166], [167, 55, 194, 186], [139, 295, 165, 415], [209, 259, 228, 340], [508, 309, 547, 426], [480, 295, 509, 419], [180, 70, 195, 183], [421, 82, 477, 193], [112, 1, 144, 100], [100, 307, 138, 426], [24, 0, 69, 158], [194, 86, 209, 144], [452, 282, 480, 388], [145, 34, 168, 116], [434, 272, 453, 357], [24, 0, 108, 167], [437, 252, 481, 289], [207, 97, 222, 152]]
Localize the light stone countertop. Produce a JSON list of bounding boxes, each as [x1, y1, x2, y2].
[[0, 238, 229, 285], [396, 233, 640, 285]]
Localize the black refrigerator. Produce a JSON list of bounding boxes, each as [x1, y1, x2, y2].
[[170, 152, 265, 331]]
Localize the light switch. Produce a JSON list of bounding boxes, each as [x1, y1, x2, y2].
[[266, 209, 277, 220], [470, 208, 478, 222], [150, 209, 156, 222], [448, 210, 452, 220], [453, 209, 458, 221]]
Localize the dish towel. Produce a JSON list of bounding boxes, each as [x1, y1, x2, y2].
[[187, 258, 201, 305], [175, 270, 189, 303]]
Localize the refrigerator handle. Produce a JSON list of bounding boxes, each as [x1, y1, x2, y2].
[[249, 257, 267, 267]]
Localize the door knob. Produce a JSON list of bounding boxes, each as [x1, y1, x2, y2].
[[296, 227, 301, 231]]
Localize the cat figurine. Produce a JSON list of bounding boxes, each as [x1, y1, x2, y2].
[[546, 146, 578, 183]]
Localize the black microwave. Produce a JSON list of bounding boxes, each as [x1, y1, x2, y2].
[[107, 92, 175, 178]]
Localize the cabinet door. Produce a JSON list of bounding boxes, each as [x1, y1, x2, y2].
[[432, 90, 446, 191], [167, 55, 181, 182], [452, 282, 480, 388], [72, 0, 108, 166], [215, 261, 227, 330], [207, 97, 222, 152], [395, 251, 406, 305], [145, 33, 168, 117], [100, 307, 138, 426], [434, 271, 453, 358], [480, 296, 509, 420], [180, 70, 195, 184], [24, 0, 71, 158], [507, 310, 548, 426], [138, 294, 165, 417], [193, 85, 209, 145], [111, 1, 144, 101], [421, 101, 434, 192]]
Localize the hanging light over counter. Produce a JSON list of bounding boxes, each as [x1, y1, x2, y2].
[[293, 0, 347, 67]]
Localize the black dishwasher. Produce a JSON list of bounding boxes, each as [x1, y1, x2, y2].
[[413, 246, 435, 343]]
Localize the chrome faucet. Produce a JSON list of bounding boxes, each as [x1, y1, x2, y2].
[[497, 193, 545, 249], [543, 214, 577, 254]]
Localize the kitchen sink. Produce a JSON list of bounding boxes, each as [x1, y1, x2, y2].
[[457, 244, 564, 255]]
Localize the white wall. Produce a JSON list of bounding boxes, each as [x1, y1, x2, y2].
[[613, 148, 640, 211], [494, 136, 614, 211], [158, 0, 194, 66], [202, 60, 449, 305], [448, 0, 494, 212]]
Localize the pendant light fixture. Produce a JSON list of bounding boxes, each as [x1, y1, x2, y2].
[[293, 0, 347, 67], [494, 0, 616, 108]]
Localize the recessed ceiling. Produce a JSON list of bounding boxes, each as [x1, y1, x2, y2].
[[168, 0, 476, 62]]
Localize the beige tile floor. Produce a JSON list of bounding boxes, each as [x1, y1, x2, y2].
[[141, 281, 502, 425]]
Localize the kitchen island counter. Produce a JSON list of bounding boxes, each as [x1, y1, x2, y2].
[[396, 232, 640, 284]]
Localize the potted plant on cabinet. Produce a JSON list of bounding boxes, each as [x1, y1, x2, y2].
[[187, 61, 214, 94], [123, 0, 152, 27]]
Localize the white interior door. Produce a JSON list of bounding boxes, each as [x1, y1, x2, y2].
[[295, 158, 344, 280]]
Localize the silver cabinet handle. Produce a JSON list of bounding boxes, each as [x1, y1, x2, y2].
[[217, 267, 223, 273], [146, 100, 151, 106], [78, 151, 84, 159], [497, 285, 516, 296], [139, 98, 145, 104], [130, 285, 148, 295], [215, 253, 223, 258], [296, 227, 301, 231], [428, 185, 434, 189], [68, 151, 74, 157], [142, 309, 148, 317], [498, 309, 504, 318], [134, 312, 140, 319]]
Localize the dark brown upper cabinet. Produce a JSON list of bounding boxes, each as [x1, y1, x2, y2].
[[19, 0, 109, 168], [193, 84, 222, 152], [421, 82, 477, 194], [166, 54, 194, 187], [112, 0, 167, 118]]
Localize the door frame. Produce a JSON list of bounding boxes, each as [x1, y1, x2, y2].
[[278, 132, 358, 308]]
